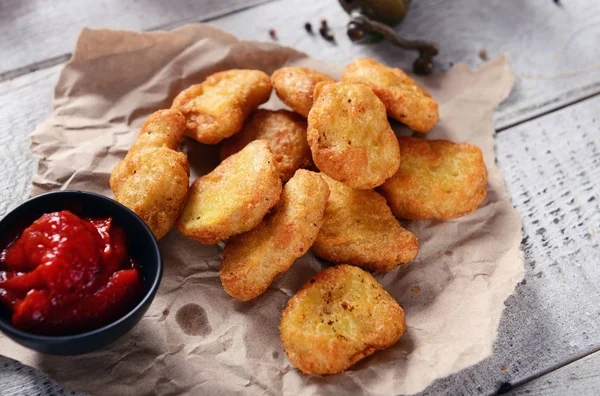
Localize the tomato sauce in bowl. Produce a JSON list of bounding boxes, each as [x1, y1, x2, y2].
[[0, 210, 142, 335]]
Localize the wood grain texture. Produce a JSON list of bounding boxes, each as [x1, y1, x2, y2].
[[413, 93, 600, 395], [1, 68, 599, 395], [2, 0, 600, 128], [0, 64, 60, 218], [508, 352, 600, 396], [209, 0, 600, 129], [0, 355, 84, 396], [0, 0, 273, 79], [0, 1, 600, 394]]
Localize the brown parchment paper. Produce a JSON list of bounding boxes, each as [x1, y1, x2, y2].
[[0, 24, 524, 396]]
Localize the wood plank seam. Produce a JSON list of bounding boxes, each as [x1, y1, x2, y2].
[[491, 97, 600, 394], [506, 351, 600, 396], [496, 82, 600, 132], [0, 54, 72, 83], [1, 1, 599, 392], [149, 0, 278, 32], [0, 0, 275, 83], [500, 347, 600, 394]]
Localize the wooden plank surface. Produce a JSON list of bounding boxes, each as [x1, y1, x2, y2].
[[1, 0, 600, 394], [0, 0, 273, 80], [508, 351, 600, 396], [1, 0, 600, 128], [0, 64, 60, 218], [0, 355, 85, 396], [1, 67, 599, 395], [209, 0, 600, 129], [416, 93, 600, 395]]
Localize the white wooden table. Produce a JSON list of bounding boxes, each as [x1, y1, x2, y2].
[[1, 0, 599, 395]]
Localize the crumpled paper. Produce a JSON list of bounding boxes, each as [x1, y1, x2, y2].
[[0, 24, 524, 396]]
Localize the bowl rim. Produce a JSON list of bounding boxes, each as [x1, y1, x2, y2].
[[0, 190, 163, 343]]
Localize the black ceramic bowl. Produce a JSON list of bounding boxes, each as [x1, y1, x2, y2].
[[0, 191, 162, 355]]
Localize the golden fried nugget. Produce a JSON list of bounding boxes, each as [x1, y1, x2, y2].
[[129, 108, 186, 152], [280, 264, 406, 375], [307, 81, 400, 189], [342, 58, 439, 133], [110, 109, 189, 240], [312, 175, 418, 272], [172, 69, 272, 144], [220, 109, 312, 182], [379, 137, 488, 219], [176, 140, 282, 244], [220, 170, 329, 301], [271, 67, 335, 117]]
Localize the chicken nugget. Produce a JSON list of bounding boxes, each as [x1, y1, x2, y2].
[[176, 140, 282, 244], [271, 67, 335, 117], [220, 109, 312, 182], [280, 264, 406, 375], [110, 109, 189, 240], [312, 175, 418, 272], [307, 81, 400, 189], [220, 170, 329, 301], [342, 58, 438, 133], [379, 137, 487, 219], [129, 108, 186, 152], [172, 69, 272, 144]]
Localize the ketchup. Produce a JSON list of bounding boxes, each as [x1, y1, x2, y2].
[[0, 210, 143, 335]]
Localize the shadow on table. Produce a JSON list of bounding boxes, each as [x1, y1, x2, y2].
[[410, 245, 592, 396], [1, 354, 86, 395]]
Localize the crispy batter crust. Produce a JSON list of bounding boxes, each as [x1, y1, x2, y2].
[[172, 69, 272, 144], [129, 109, 187, 151], [220, 170, 329, 301], [110, 109, 189, 240], [271, 67, 335, 117], [342, 58, 439, 133], [379, 137, 488, 219], [280, 264, 406, 375], [176, 140, 282, 244], [307, 81, 400, 189], [220, 109, 312, 182], [312, 175, 418, 272]]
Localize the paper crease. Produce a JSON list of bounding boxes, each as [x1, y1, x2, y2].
[[1, 24, 524, 396]]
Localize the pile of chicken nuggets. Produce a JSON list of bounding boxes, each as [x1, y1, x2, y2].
[[110, 57, 488, 376]]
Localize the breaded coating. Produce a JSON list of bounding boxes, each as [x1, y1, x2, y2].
[[342, 58, 439, 133], [271, 67, 335, 117], [220, 109, 312, 182], [307, 81, 400, 189], [280, 264, 406, 375], [172, 69, 272, 144], [312, 175, 418, 272], [110, 109, 189, 240], [379, 137, 488, 219], [176, 140, 282, 244], [129, 108, 187, 152], [220, 170, 329, 301]]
